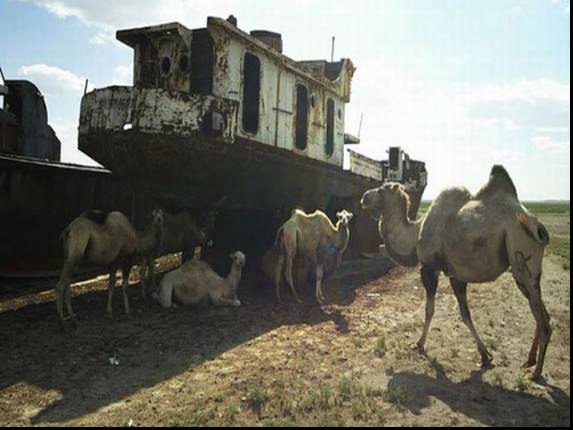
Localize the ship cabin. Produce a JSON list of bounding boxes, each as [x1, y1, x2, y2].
[[80, 16, 357, 169]]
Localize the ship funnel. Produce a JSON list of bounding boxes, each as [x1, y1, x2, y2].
[[250, 30, 282, 53]]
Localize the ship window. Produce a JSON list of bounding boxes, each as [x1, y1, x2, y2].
[[190, 29, 214, 94], [295, 84, 308, 150], [161, 57, 171, 75], [179, 55, 189, 72], [326, 98, 335, 156], [242, 52, 261, 134]]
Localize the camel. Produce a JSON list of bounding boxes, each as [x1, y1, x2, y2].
[[55, 209, 164, 329], [361, 165, 552, 381], [273, 209, 353, 303], [139, 210, 209, 295], [153, 251, 246, 308]]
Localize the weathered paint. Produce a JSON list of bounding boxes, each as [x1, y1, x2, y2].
[[79, 87, 238, 143]]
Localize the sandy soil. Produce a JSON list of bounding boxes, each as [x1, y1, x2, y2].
[[0, 247, 569, 426]]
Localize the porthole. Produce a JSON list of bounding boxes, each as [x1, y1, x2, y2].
[[179, 55, 189, 72], [161, 57, 171, 74]]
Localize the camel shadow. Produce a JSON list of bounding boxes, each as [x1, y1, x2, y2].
[[385, 357, 570, 426], [0, 260, 378, 424]]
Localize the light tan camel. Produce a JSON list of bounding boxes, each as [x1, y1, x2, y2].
[[153, 251, 245, 308], [55, 209, 164, 330], [274, 209, 353, 303], [361, 165, 551, 381]]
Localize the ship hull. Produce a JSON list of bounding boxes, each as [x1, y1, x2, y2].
[[79, 129, 424, 262], [0, 155, 137, 277]]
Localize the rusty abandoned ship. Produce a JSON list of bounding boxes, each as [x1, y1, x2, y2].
[[1, 15, 427, 278]]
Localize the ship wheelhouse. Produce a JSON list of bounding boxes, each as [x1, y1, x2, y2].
[[79, 17, 356, 172]]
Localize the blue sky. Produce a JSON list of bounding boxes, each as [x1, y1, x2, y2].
[[0, 0, 570, 200]]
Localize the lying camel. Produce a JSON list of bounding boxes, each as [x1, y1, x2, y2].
[[361, 165, 551, 381], [56, 209, 164, 329], [274, 209, 353, 303], [153, 251, 246, 308]]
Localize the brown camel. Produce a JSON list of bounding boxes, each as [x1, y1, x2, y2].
[[55, 209, 164, 330], [361, 165, 551, 381], [274, 209, 353, 303]]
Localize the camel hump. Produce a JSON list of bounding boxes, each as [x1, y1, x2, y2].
[[476, 165, 518, 200], [80, 209, 110, 225]]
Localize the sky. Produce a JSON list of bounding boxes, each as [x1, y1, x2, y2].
[[0, 0, 570, 200]]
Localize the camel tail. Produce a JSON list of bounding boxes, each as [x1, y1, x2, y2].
[[274, 224, 286, 248], [60, 226, 92, 264]]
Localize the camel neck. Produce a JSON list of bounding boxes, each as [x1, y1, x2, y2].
[[380, 205, 421, 267], [334, 221, 350, 251], [136, 223, 161, 255], [226, 264, 242, 285]]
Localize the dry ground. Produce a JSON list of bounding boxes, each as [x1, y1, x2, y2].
[[0, 216, 569, 426]]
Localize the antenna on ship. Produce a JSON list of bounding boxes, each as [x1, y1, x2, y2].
[[330, 36, 335, 62]]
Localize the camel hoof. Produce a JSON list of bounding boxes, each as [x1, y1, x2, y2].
[[480, 356, 494, 369], [521, 359, 537, 369], [413, 342, 425, 354]]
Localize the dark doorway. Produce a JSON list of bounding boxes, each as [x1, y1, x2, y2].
[[242, 53, 261, 133], [295, 84, 308, 150]]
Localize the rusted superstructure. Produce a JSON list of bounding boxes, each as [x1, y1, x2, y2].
[[78, 16, 427, 262]]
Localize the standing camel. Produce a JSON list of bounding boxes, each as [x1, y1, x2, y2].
[[361, 165, 551, 381], [274, 209, 353, 303], [55, 209, 164, 330]]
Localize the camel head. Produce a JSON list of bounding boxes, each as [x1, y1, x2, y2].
[[150, 209, 165, 229], [149, 209, 165, 250], [361, 182, 410, 219], [336, 210, 354, 227], [229, 251, 246, 268]]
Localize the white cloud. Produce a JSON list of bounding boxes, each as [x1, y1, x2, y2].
[[16, 63, 87, 95], [531, 135, 570, 155], [112, 65, 132, 86], [20, 0, 241, 45], [346, 60, 570, 197], [552, 0, 571, 15]]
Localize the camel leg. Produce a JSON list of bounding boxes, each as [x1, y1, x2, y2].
[[417, 266, 438, 353], [121, 260, 133, 316], [211, 296, 241, 307], [106, 262, 117, 318], [275, 254, 285, 302], [148, 255, 157, 293], [514, 282, 540, 368], [285, 255, 302, 303], [64, 285, 76, 322], [521, 278, 551, 381], [55, 263, 74, 331], [450, 278, 492, 367], [315, 263, 325, 304], [139, 257, 148, 300]]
